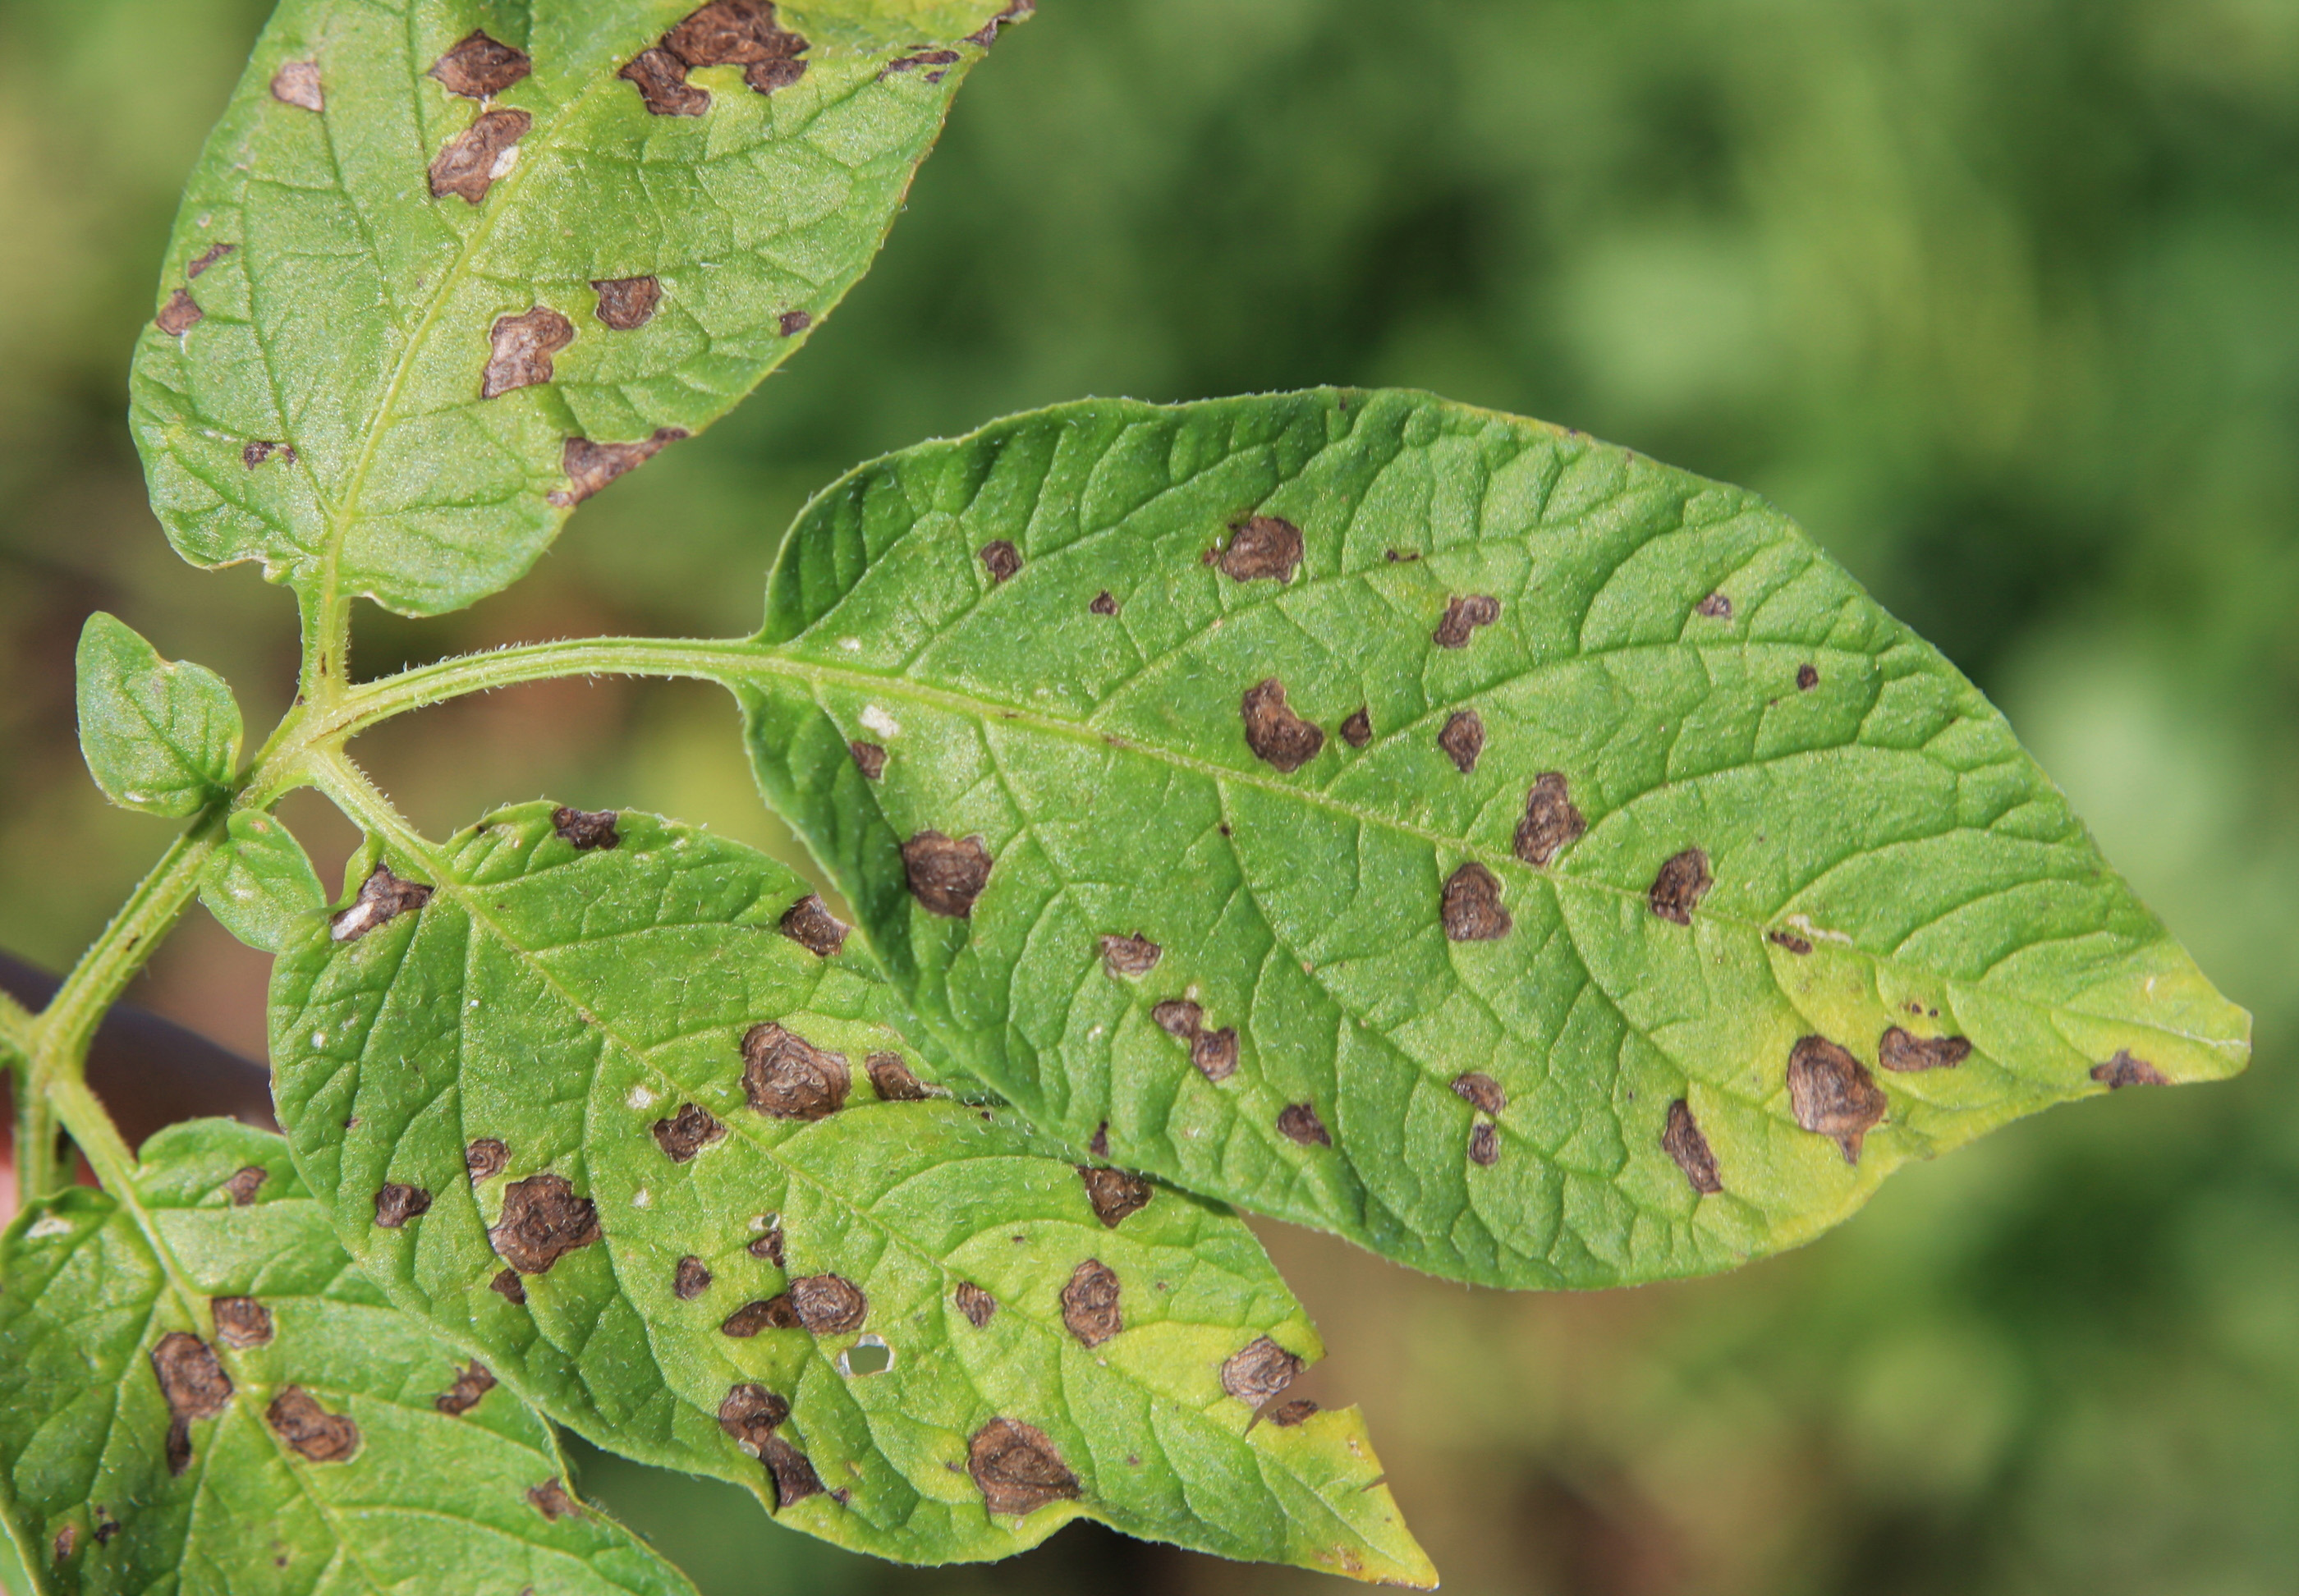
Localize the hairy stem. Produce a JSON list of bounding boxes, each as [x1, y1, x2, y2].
[[13, 1073, 59, 1208], [328, 635, 764, 745]]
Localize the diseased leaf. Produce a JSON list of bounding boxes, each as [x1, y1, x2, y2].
[[268, 803, 1430, 1584], [132, 0, 1023, 617], [0, 1119, 697, 1596], [73, 612, 241, 816], [734, 388, 2253, 1291], [200, 810, 327, 952]]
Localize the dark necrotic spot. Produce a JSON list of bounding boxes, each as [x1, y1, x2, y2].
[[1277, 1103, 1330, 1147], [374, 1183, 431, 1228], [749, 1226, 785, 1266], [223, 1166, 267, 1205], [867, 1051, 929, 1101], [187, 242, 236, 279], [1152, 999, 1202, 1037], [1089, 1121, 1109, 1158], [489, 1173, 601, 1273], [1090, 590, 1118, 615], [787, 1274, 867, 1334], [1061, 1259, 1122, 1347], [967, 0, 1036, 47], [151, 1332, 232, 1429], [778, 309, 813, 336], [267, 1387, 359, 1462], [435, 1360, 497, 1415], [1662, 1098, 1723, 1194], [970, 1417, 1079, 1516], [1451, 1072, 1505, 1116], [211, 1296, 273, 1350], [1241, 678, 1324, 772], [674, 1255, 713, 1299], [1080, 1166, 1152, 1228], [2092, 1051, 2168, 1089], [527, 1480, 581, 1520], [92, 1508, 119, 1545], [902, 832, 992, 918], [761, 1435, 822, 1509], [491, 1268, 527, 1305], [51, 1525, 74, 1564], [742, 1023, 850, 1119], [779, 894, 849, 956], [429, 30, 531, 98], [1267, 1398, 1319, 1427], [1787, 1035, 1888, 1164], [165, 1417, 194, 1474], [1339, 706, 1373, 748], [1220, 1336, 1304, 1406], [155, 289, 202, 337], [592, 275, 661, 330], [979, 540, 1022, 583], [654, 1102, 726, 1163], [270, 60, 324, 110], [429, 108, 531, 204], [955, 1282, 996, 1328], [718, 1383, 790, 1452], [1437, 710, 1484, 774], [1441, 861, 1511, 942], [664, 1, 807, 67], [1648, 848, 1713, 925], [1879, 1026, 1972, 1073], [1433, 594, 1500, 649], [549, 428, 686, 507], [1191, 1028, 1239, 1082], [551, 805, 619, 849], [1099, 932, 1161, 978], [1467, 1122, 1499, 1167], [747, 57, 806, 93], [466, 1138, 508, 1181], [848, 740, 887, 779], [719, 1297, 796, 1337], [883, 48, 960, 77], [241, 439, 295, 468], [1514, 772, 1587, 869], [620, 47, 709, 115], [1797, 663, 1819, 691], [329, 864, 431, 942], [1766, 928, 1814, 956], [1219, 515, 1304, 582], [1696, 591, 1732, 619]]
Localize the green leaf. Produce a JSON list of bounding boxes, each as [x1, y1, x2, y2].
[[200, 810, 328, 952], [733, 388, 2253, 1291], [73, 612, 242, 817], [0, 1118, 698, 1596], [267, 801, 1431, 1585], [131, 0, 1023, 618]]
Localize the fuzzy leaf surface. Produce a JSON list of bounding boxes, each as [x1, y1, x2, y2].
[[267, 802, 1430, 1585], [131, 0, 1021, 617], [0, 1118, 697, 1596], [202, 810, 328, 953], [74, 612, 241, 817], [736, 388, 2252, 1291]]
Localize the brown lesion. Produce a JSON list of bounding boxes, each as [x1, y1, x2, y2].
[[591, 275, 662, 330], [270, 61, 324, 112], [762, 1436, 824, 1508], [1220, 1336, 1304, 1406], [954, 1282, 997, 1328], [328, 864, 431, 943], [1450, 1072, 1505, 1115], [373, 1183, 431, 1228], [1339, 706, 1373, 748], [1079, 1165, 1152, 1227], [743, 1023, 850, 1119], [901, 832, 993, 918], [718, 1383, 790, 1452], [1241, 678, 1324, 773], [150, 1332, 231, 1475], [267, 1386, 360, 1462], [429, 31, 531, 99], [866, 1051, 930, 1101], [1440, 861, 1512, 942], [1879, 1026, 1972, 1073], [653, 1102, 727, 1162], [1061, 1259, 1122, 1346], [619, 48, 708, 116], [154, 290, 203, 337], [848, 740, 887, 779], [1437, 709, 1485, 774], [622, 2, 810, 116], [1218, 515, 1304, 582], [1277, 1103, 1331, 1147], [969, 1417, 1079, 1516], [434, 1360, 497, 1416], [548, 429, 687, 507], [673, 1256, 713, 1300], [2091, 1050, 2168, 1089], [210, 1296, 273, 1349], [1786, 1035, 1888, 1163], [1432, 594, 1500, 648], [1661, 1098, 1723, 1193], [1098, 932, 1161, 978], [979, 540, 1022, 583], [1513, 773, 1585, 868], [1647, 847, 1713, 924], [778, 893, 849, 956], [429, 108, 532, 204], [466, 1138, 509, 1181], [551, 805, 619, 849], [489, 1173, 601, 1273], [527, 1480, 582, 1520]]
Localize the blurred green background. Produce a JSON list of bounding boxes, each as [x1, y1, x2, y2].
[[4, 0, 2297, 1591]]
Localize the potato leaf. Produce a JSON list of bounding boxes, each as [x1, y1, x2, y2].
[[734, 388, 2252, 1290], [266, 802, 1430, 1585], [201, 810, 328, 952], [74, 612, 241, 817]]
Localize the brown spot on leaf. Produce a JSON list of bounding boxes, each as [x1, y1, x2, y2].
[[490, 1268, 527, 1305], [591, 275, 661, 330], [1099, 932, 1162, 978], [154, 289, 202, 337], [1241, 678, 1324, 772], [867, 1051, 929, 1101], [543, 805, 617, 850], [1220, 516, 1304, 582], [1090, 590, 1118, 615], [151, 1332, 232, 1438], [1192, 1028, 1239, 1082], [1696, 592, 1732, 619], [1061, 1259, 1122, 1346], [1437, 710, 1485, 774], [270, 60, 324, 111], [1879, 1026, 1972, 1073], [211, 1296, 273, 1349], [719, 1297, 796, 1337], [241, 439, 296, 468], [748, 1226, 785, 1266], [619, 48, 709, 115], [1089, 1122, 1110, 1158], [223, 1166, 267, 1205], [165, 1416, 194, 1473], [762, 1435, 823, 1509], [1514, 772, 1586, 868], [527, 1481, 581, 1520], [187, 242, 236, 279], [970, 1417, 1079, 1516], [1339, 706, 1373, 748], [742, 1023, 850, 1119], [1662, 1098, 1723, 1194], [747, 57, 807, 94], [1451, 1072, 1506, 1116], [718, 1383, 790, 1452], [883, 48, 961, 77], [51, 1525, 74, 1564], [435, 1361, 498, 1416], [1648, 848, 1713, 924], [429, 108, 531, 204], [2092, 1051, 2168, 1089], [980, 540, 1022, 583], [91, 1508, 119, 1545], [787, 1274, 868, 1334], [955, 1282, 996, 1328], [1787, 1035, 1888, 1163], [1467, 1122, 1499, 1166], [267, 1387, 359, 1462], [664, 1, 807, 67], [1441, 861, 1512, 942], [1433, 594, 1500, 648], [778, 309, 813, 337], [902, 831, 993, 918], [673, 1256, 713, 1300], [654, 1102, 727, 1163], [1080, 1166, 1152, 1227], [1153, 999, 1203, 1037], [779, 894, 849, 956], [489, 1173, 601, 1273], [329, 864, 431, 942], [967, 0, 1036, 48], [1268, 1398, 1319, 1427], [848, 740, 887, 779], [548, 428, 686, 506], [1277, 1103, 1331, 1147], [1766, 928, 1814, 956], [466, 1138, 509, 1181], [429, 30, 531, 98], [374, 1183, 431, 1228], [1797, 663, 1819, 691], [1221, 1336, 1304, 1406]]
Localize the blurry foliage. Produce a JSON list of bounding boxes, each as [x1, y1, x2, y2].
[[2, 0, 2295, 1592]]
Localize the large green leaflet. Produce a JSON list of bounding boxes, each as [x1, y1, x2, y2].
[[0, 1118, 696, 1596], [131, 0, 1017, 617], [268, 804, 1430, 1584], [736, 388, 2252, 1291]]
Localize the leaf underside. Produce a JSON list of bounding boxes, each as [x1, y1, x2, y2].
[[267, 803, 1431, 1585], [0, 1119, 696, 1596], [735, 388, 2252, 1291], [132, 0, 1017, 617]]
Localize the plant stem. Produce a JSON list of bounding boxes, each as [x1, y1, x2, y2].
[[326, 635, 767, 745]]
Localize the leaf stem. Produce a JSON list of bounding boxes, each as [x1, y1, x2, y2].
[[326, 635, 765, 744]]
